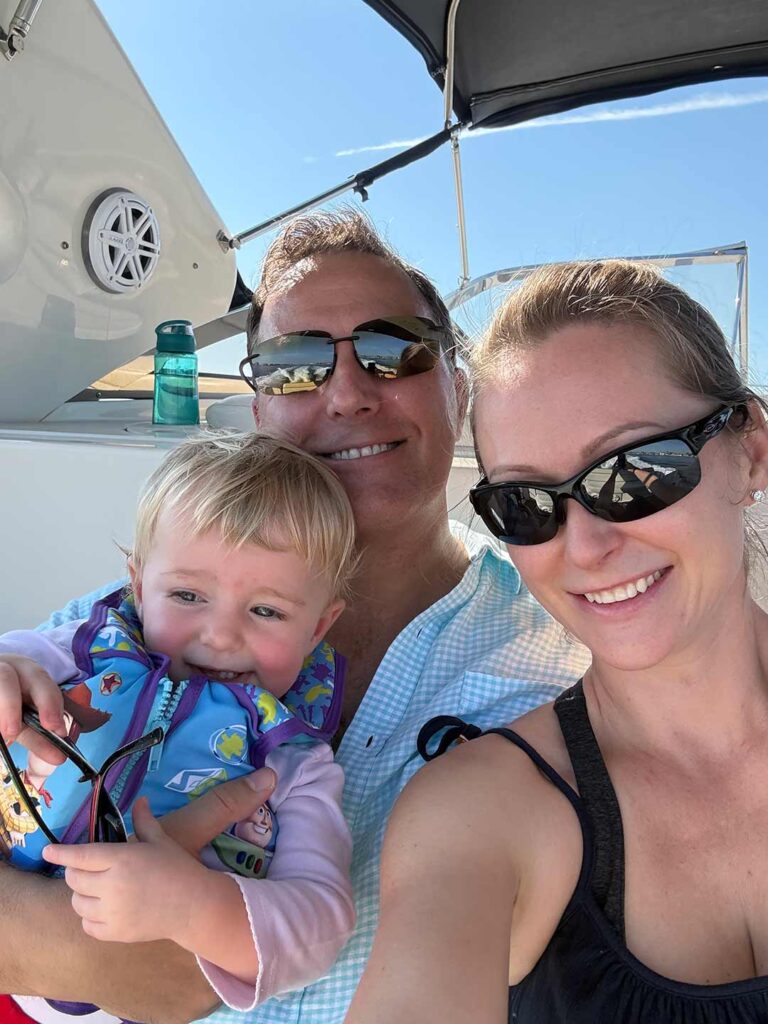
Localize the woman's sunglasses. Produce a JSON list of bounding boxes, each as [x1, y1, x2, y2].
[[239, 316, 454, 396], [470, 404, 746, 547], [0, 708, 164, 845]]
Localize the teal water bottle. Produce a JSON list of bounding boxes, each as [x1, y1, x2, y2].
[[152, 320, 199, 425]]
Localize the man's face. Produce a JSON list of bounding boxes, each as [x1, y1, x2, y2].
[[253, 252, 466, 536]]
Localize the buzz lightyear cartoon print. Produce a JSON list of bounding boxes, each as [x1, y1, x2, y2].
[[206, 715, 279, 878]]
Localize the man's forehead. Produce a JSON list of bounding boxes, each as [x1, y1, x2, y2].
[[272, 255, 323, 293], [260, 251, 431, 335]]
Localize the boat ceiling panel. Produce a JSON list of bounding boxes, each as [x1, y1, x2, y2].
[[364, 0, 768, 127]]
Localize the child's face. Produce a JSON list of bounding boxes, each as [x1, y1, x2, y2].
[[129, 511, 344, 694]]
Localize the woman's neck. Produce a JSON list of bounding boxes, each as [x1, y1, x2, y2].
[[584, 588, 768, 766]]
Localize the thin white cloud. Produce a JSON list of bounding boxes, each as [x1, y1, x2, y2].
[[336, 136, 428, 157], [333, 90, 768, 158]]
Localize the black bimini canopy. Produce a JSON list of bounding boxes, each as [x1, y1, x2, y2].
[[364, 0, 768, 128], [224, 0, 768, 255]]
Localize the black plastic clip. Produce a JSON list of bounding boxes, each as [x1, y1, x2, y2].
[[417, 715, 483, 762]]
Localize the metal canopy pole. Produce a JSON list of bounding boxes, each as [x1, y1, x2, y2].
[[219, 126, 454, 250], [450, 131, 470, 288], [737, 249, 749, 374], [443, 0, 469, 287]]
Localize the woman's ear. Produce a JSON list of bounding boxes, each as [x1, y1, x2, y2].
[[739, 401, 768, 503], [127, 556, 144, 615]]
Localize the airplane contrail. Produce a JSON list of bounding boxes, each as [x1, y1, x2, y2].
[[332, 90, 768, 158]]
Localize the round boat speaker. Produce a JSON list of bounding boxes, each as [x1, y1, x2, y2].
[[82, 188, 161, 293]]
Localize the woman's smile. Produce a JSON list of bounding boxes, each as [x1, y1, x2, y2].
[[570, 567, 671, 615]]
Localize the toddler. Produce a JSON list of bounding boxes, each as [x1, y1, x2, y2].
[[0, 432, 357, 1022]]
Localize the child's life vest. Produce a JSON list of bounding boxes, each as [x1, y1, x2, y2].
[[0, 589, 345, 879]]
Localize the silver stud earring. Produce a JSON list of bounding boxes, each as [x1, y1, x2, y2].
[[751, 489, 766, 503]]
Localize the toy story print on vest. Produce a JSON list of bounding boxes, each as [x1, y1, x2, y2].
[[0, 589, 345, 878]]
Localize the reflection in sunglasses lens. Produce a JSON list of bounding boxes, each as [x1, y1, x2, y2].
[[244, 321, 445, 395], [479, 486, 556, 544], [582, 439, 699, 522], [255, 364, 328, 395]]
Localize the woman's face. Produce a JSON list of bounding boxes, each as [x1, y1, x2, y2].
[[474, 321, 763, 672]]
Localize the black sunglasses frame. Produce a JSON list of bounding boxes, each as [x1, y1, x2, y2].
[[239, 316, 454, 396], [470, 404, 747, 546], [0, 708, 164, 847]]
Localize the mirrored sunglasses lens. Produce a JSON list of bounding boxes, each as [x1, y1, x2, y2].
[[582, 439, 700, 521], [248, 334, 332, 395], [354, 331, 440, 379], [477, 486, 557, 545]]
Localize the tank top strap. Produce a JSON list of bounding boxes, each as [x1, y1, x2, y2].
[[553, 680, 626, 938], [484, 726, 583, 814]]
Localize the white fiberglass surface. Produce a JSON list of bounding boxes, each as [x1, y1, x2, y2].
[[0, 437, 165, 632], [0, 431, 481, 632]]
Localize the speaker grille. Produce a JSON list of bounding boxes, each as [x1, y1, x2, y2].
[[82, 188, 161, 293]]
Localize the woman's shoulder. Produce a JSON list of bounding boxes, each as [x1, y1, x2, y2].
[[392, 698, 577, 863], [405, 697, 572, 800]]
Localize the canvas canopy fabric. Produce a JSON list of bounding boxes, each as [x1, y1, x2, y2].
[[364, 0, 768, 128]]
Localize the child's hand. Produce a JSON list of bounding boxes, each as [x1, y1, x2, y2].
[[41, 797, 208, 944], [0, 654, 67, 763]]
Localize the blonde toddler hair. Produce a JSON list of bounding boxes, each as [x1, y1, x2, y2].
[[131, 432, 357, 600]]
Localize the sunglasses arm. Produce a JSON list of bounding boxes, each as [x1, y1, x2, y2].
[[95, 726, 164, 778]]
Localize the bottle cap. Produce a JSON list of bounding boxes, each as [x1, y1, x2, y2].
[[155, 319, 196, 354]]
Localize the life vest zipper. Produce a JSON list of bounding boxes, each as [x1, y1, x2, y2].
[[110, 677, 185, 803]]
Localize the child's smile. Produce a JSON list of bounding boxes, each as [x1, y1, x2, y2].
[[129, 510, 344, 696]]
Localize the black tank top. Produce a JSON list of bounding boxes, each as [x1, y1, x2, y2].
[[486, 682, 768, 1022]]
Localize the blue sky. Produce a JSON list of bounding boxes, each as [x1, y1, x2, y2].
[[96, 1, 768, 381]]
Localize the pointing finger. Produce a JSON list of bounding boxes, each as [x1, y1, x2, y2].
[[131, 796, 170, 845]]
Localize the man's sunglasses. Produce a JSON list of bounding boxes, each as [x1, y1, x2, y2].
[[239, 316, 454, 396], [0, 708, 164, 845], [470, 404, 747, 547]]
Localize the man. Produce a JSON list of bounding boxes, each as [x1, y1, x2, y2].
[[0, 210, 589, 1022]]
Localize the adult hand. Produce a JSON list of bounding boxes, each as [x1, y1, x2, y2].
[[0, 654, 66, 763], [158, 764, 277, 854]]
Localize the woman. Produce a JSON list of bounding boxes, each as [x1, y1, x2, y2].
[[345, 260, 768, 1023]]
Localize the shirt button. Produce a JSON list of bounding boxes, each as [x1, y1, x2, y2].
[[365, 735, 374, 748]]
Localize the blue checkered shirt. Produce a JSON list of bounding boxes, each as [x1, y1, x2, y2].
[[40, 526, 590, 1024]]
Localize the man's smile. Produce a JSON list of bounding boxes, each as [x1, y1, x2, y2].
[[319, 440, 403, 461]]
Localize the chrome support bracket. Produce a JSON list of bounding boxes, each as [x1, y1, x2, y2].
[[0, 0, 43, 61], [217, 229, 240, 252]]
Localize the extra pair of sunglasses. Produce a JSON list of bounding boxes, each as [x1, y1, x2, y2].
[[0, 708, 163, 845], [470, 405, 746, 547], [239, 316, 453, 396]]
